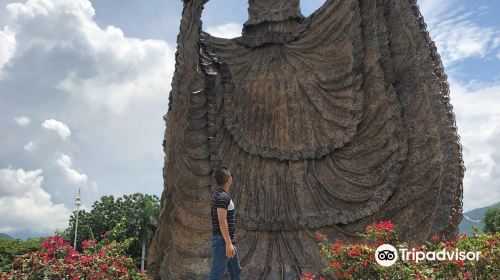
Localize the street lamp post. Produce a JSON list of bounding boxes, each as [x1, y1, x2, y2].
[[73, 189, 81, 249]]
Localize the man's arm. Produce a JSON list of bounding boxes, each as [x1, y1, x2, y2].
[[216, 208, 235, 258]]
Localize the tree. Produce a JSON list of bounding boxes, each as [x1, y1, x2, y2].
[[118, 193, 160, 271], [134, 195, 160, 271], [62, 193, 160, 269], [483, 207, 500, 234], [0, 237, 43, 273]]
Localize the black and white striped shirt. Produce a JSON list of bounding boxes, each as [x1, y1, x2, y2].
[[211, 186, 236, 243]]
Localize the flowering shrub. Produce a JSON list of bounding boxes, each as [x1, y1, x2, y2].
[[302, 221, 500, 280], [1, 234, 150, 280], [0, 237, 43, 273]]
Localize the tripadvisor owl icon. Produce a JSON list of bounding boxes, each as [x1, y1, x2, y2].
[[375, 244, 398, 267]]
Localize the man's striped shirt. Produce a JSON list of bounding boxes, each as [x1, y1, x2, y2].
[[211, 186, 236, 243]]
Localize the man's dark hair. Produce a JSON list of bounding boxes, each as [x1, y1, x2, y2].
[[213, 167, 231, 186]]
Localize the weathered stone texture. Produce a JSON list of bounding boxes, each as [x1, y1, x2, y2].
[[148, 0, 464, 279]]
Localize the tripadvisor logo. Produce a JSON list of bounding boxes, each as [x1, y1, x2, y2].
[[374, 244, 481, 267], [375, 244, 398, 267]]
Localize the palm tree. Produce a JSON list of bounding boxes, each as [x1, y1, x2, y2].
[[131, 194, 160, 271]]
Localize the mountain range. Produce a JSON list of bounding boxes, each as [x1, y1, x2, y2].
[[0, 233, 12, 239], [459, 201, 500, 234]]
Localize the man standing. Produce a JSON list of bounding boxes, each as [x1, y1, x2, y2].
[[208, 167, 241, 280]]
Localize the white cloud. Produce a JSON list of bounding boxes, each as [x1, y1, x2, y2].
[[56, 153, 88, 186], [23, 141, 35, 151], [0, 0, 173, 217], [55, 33, 173, 114], [206, 23, 242, 39], [418, 2, 500, 211], [449, 78, 500, 211], [90, 181, 98, 192], [419, 0, 458, 25], [495, 37, 500, 47], [330, 1, 500, 211], [2, 0, 174, 114], [0, 167, 71, 234], [14, 115, 30, 126], [1, 0, 174, 114], [420, 1, 500, 66], [41, 119, 71, 139], [0, 26, 15, 77], [431, 18, 499, 66]]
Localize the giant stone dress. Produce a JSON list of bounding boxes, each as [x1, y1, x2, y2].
[[148, 0, 464, 279]]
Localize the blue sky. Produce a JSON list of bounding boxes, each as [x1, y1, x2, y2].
[[0, 0, 499, 238]]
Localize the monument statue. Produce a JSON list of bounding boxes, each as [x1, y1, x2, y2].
[[148, 0, 464, 278]]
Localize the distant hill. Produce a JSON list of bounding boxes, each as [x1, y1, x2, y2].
[[459, 201, 500, 234], [0, 233, 13, 239], [3, 230, 52, 240]]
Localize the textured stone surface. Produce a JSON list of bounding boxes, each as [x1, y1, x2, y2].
[[148, 0, 464, 279]]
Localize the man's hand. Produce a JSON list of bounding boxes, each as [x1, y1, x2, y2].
[[226, 242, 235, 258]]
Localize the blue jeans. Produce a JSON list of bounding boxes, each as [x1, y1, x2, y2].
[[208, 234, 241, 280]]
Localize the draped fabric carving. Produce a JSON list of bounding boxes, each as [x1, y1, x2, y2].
[[148, 0, 464, 279]]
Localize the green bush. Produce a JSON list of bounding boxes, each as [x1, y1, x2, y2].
[[0, 237, 44, 273]]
